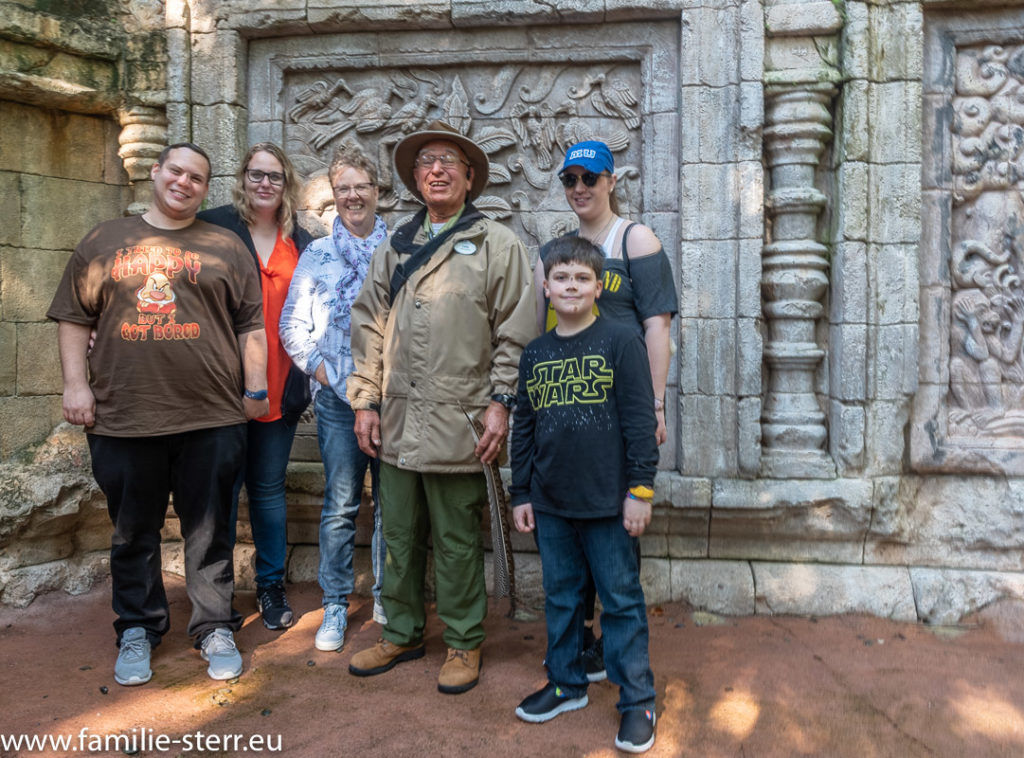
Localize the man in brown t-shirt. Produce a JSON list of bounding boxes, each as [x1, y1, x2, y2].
[[47, 143, 269, 686]]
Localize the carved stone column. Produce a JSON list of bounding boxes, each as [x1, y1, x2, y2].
[[118, 105, 167, 216], [760, 84, 837, 478]]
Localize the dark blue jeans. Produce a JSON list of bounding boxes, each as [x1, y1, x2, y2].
[[239, 417, 297, 588], [88, 426, 245, 646], [534, 509, 656, 713]]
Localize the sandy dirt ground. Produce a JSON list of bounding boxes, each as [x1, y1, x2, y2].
[[2, 574, 1023, 758]]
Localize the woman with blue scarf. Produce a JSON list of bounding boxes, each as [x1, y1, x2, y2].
[[280, 144, 389, 652]]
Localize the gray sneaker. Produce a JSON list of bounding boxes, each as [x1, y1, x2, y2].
[[315, 603, 347, 651], [114, 627, 152, 686], [200, 628, 243, 680], [372, 599, 388, 626]]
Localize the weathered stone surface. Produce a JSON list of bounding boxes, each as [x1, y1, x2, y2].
[[0, 323, 15, 394], [639, 557, 672, 604], [830, 241, 868, 324], [841, 2, 870, 81], [672, 559, 755, 615], [310, 1, 448, 30], [681, 5, 740, 87], [0, 102, 117, 181], [753, 563, 917, 621], [452, 0, 601, 26], [838, 79, 870, 163], [867, 476, 1024, 571], [910, 568, 1024, 625], [830, 401, 866, 472], [0, 175, 19, 247], [711, 479, 874, 563], [868, 2, 923, 82], [0, 551, 109, 608], [16, 322, 60, 396], [679, 241, 737, 319], [867, 163, 921, 244], [679, 395, 737, 477], [830, 323, 867, 402], [191, 104, 248, 178], [191, 30, 246, 106], [0, 396, 64, 458], [21, 177, 126, 252], [765, 2, 842, 37]]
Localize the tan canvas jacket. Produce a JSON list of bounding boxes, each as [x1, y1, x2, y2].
[[347, 215, 537, 472]]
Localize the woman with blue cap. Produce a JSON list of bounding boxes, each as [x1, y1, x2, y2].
[[534, 139, 677, 686]]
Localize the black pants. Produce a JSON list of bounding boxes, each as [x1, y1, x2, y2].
[[88, 425, 245, 647]]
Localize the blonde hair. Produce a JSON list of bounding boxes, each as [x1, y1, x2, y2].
[[231, 142, 300, 238]]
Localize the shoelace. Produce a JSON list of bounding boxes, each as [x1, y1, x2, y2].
[[259, 585, 287, 609], [120, 637, 148, 662], [447, 649, 469, 664], [323, 607, 345, 631], [204, 631, 236, 655]]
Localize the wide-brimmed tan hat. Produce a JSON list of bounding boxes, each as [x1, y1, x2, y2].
[[393, 120, 489, 203]]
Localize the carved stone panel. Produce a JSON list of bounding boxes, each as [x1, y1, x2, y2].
[[246, 23, 679, 256], [915, 11, 1024, 473]]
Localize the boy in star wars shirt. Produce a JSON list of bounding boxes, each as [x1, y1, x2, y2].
[[509, 236, 658, 753]]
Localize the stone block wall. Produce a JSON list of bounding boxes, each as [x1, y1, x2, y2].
[[3, 0, 1024, 625]]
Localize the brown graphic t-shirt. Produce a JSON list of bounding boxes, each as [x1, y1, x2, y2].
[[47, 216, 264, 436]]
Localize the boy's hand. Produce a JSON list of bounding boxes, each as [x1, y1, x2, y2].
[[623, 495, 652, 537], [513, 503, 535, 533]]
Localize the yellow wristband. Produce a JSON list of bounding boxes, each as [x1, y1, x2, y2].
[[629, 485, 654, 500]]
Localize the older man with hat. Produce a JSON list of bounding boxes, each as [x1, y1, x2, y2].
[[346, 121, 535, 693]]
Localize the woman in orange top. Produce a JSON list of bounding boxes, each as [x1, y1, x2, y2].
[[198, 143, 312, 630]]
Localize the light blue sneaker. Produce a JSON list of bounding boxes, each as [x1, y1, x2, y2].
[[372, 599, 388, 626], [315, 603, 347, 651], [114, 627, 152, 686], [200, 628, 243, 680]]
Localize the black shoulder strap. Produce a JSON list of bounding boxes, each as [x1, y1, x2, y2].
[[388, 204, 483, 303], [621, 222, 638, 279]]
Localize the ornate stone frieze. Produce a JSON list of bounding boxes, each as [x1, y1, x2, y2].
[[282, 65, 643, 249], [915, 12, 1024, 474]]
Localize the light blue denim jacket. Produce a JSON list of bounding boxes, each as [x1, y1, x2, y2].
[[279, 214, 388, 403]]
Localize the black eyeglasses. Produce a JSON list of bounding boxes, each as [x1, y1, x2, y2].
[[558, 171, 608, 189], [245, 169, 285, 186]]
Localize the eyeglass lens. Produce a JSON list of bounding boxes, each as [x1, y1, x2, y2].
[[559, 171, 604, 189], [333, 183, 374, 196], [246, 169, 285, 186], [416, 152, 466, 169]]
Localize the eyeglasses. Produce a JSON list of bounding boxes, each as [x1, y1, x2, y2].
[[333, 183, 376, 197], [558, 171, 610, 189], [414, 151, 469, 170], [245, 169, 285, 186]]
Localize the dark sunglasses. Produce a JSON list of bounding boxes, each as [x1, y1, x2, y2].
[[558, 171, 608, 189]]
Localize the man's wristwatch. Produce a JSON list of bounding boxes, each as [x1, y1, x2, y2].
[[244, 388, 268, 401], [491, 393, 516, 410]]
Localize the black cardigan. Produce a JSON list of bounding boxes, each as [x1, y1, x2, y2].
[[196, 203, 314, 423]]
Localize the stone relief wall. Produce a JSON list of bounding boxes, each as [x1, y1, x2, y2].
[[915, 9, 1024, 475], [283, 63, 645, 253]]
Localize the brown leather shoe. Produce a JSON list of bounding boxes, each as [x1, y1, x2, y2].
[[437, 647, 481, 694], [348, 637, 425, 677]]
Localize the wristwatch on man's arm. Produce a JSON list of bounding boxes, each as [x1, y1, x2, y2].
[[491, 393, 516, 410]]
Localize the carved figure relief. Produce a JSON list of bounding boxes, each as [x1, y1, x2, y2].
[[282, 65, 642, 250], [949, 44, 1024, 436]]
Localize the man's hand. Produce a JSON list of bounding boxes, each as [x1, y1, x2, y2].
[[623, 495, 652, 537], [63, 382, 96, 427], [243, 395, 269, 420], [513, 503, 535, 533], [474, 401, 509, 464], [314, 361, 329, 387], [354, 408, 381, 458]]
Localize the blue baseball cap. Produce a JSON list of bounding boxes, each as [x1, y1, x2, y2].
[[560, 140, 614, 175]]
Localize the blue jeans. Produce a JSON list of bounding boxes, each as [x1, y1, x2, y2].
[[315, 389, 384, 607], [534, 510, 656, 713], [242, 417, 297, 588]]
